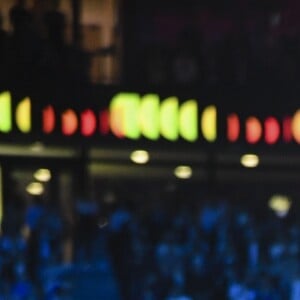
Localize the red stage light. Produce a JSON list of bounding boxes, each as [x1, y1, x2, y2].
[[81, 109, 96, 136], [227, 113, 240, 142], [246, 117, 262, 144], [42, 105, 55, 134], [264, 117, 280, 144], [62, 109, 78, 136]]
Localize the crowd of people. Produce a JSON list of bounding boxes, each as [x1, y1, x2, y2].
[[1, 178, 300, 299], [106, 184, 300, 300], [0, 193, 72, 299]]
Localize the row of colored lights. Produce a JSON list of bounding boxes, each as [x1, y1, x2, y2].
[[2, 90, 300, 144]]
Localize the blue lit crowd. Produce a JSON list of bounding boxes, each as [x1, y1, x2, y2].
[[1, 184, 300, 299], [107, 187, 300, 300], [0, 195, 71, 299]]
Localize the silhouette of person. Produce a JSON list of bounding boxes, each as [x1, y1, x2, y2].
[[9, 0, 31, 33], [0, 13, 8, 49], [43, 0, 65, 50], [0, 13, 9, 85], [25, 195, 46, 283], [8, 0, 43, 85]]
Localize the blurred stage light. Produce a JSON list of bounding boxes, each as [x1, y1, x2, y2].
[[240, 154, 259, 168], [0, 166, 2, 234], [130, 150, 149, 164], [174, 165, 192, 179], [26, 182, 44, 195], [34, 168, 51, 182], [269, 194, 292, 218]]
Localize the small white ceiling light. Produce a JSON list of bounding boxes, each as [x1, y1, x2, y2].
[[130, 150, 149, 164], [34, 168, 51, 182], [240, 154, 259, 168], [269, 194, 292, 218], [174, 165, 192, 179], [26, 182, 44, 196]]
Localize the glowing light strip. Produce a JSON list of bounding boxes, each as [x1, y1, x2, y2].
[[0, 166, 2, 233], [292, 110, 300, 144], [62, 109, 78, 136], [179, 100, 198, 142], [139, 94, 160, 140], [227, 113, 240, 142], [160, 97, 179, 141], [16, 97, 31, 133], [201, 105, 217, 142], [43, 105, 55, 134], [0, 91, 12, 133], [246, 117, 262, 144], [264, 117, 280, 144], [110, 93, 140, 139]]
